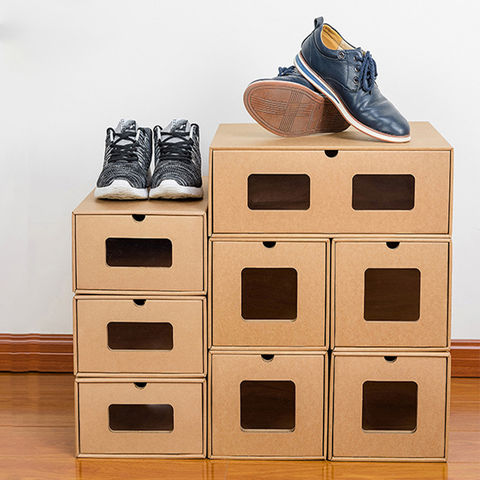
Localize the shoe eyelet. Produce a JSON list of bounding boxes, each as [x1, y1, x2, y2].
[[353, 76, 359, 84], [355, 66, 360, 72], [338, 51, 346, 60]]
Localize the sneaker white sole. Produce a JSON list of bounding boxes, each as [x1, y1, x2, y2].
[[94, 179, 148, 200], [295, 53, 411, 143], [149, 180, 203, 200]]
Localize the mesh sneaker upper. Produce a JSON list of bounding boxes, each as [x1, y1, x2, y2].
[[151, 119, 202, 189], [96, 120, 152, 189]]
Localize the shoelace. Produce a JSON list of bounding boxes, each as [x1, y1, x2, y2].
[[357, 51, 377, 94], [105, 128, 139, 163], [278, 66, 296, 76], [158, 131, 194, 163]]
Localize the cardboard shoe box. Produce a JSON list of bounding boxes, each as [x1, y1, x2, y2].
[[72, 192, 207, 294], [209, 238, 329, 348], [331, 238, 451, 349], [209, 350, 328, 459], [74, 296, 206, 376], [329, 351, 450, 462], [75, 377, 206, 458], [209, 122, 453, 235]]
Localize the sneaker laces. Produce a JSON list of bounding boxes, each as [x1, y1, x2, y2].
[[158, 131, 194, 163], [358, 51, 377, 94], [278, 66, 296, 76], [106, 128, 140, 163]]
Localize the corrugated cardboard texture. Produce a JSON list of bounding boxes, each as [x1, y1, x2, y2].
[[211, 149, 451, 234], [77, 378, 205, 456], [210, 351, 327, 458], [332, 239, 450, 348], [75, 296, 205, 375], [330, 352, 448, 460], [210, 239, 328, 347]]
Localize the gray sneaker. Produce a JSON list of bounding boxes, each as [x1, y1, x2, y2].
[[150, 119, 203, 199], [94, 119, 152, 200]]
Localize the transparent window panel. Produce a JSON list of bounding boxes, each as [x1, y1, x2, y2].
[[352, 174, 415, 210], [105, 238, 172, 267], [241, 268, 298, 320], [364, 268, 421, 321], [362, 381, 418, 431], [248, 174, 310, 210], [108, 404, 174, 431], [107, 322, 173, 350], [240, 380, 296, 430]]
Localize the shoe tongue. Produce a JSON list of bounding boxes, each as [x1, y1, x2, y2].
[[115, 119, 137, 134], [163, 118, 191, 135]]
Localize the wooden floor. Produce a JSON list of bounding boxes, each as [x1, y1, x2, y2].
[[0, 374, 478, 480]]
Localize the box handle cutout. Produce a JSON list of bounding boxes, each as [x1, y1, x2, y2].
[[324, 150, 338, 158], [384, 356, 397, 362], [132, 214, 145, 222], [134, 382, 147, 389], [263, 241, 276, 248], [133, 299, 146, 306], [386, 242, 400, 249], [261, 354, 274, 362]]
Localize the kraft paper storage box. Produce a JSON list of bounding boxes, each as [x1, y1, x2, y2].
[[331, 238, 451, 349], [209, 350, 328, 459], [75, 377, 206, 458], [72, 192, 207, 294], [208, 122, 453, 235], [74, 296, 206, 376], [328, 351, 450, 462], [209, 237, 329, 348]]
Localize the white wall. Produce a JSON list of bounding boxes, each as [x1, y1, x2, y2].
[[1, 0, 478, 337]]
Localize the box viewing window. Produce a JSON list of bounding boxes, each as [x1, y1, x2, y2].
[[364, 268, 421, 321], [241, 268, 297, 320], [108, 404, 174, 431], [248, 174, 310, 210], [352, 174, 415, 210], [362, 381, 418, 431], [105, 238, 172, 267], [240, 380, 296, 430], [107, 322, 173, 350]]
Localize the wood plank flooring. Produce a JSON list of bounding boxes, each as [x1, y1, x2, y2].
[[0, 373, 478, 479]]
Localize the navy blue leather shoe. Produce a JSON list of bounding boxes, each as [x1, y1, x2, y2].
[[295, 17, 410, 143], [244, 66, 348, 137]]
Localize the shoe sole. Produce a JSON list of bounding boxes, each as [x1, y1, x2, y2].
[[243, 80, 349, 137], [294, 53, 411, 143], [149, 180, 203, 200], [94, 179, 148, 200]]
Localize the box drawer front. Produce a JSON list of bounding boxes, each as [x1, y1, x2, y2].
[[211, 240, 327, 347], [76, 297, 205, 375], [75, 215, 204, 292], [333, 240, 450, 348], [211, 352, 326, 458], [78, 380, 204, 455], [212, 150, 451, 234], [331, 354, 448, 460]]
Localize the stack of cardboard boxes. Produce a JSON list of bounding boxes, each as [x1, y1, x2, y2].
[[208, 122, 452, 461], [72, 194, 208, 457]]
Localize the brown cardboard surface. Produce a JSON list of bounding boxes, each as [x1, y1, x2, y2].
[[329, 351, 449, 461], [76, 377, 205, 457], [210, 238, 328, 348], [331, 239, 450, 349], [74, 214, 204, 292], [210, 149, 451, 234], [210, 122, 452, 151], [209, 351, 327, 458], [74, 296, 206, 376]]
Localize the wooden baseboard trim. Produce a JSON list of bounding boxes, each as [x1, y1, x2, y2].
[[451, 339, 480, 377], [0, 334, 73, 372], [0, 335, 478, 377]]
